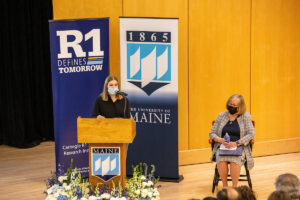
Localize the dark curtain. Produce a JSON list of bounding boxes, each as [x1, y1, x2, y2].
[[1, 0, 54, 148]]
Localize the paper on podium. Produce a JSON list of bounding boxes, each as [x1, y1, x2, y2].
[[220, 144, 237, 150]]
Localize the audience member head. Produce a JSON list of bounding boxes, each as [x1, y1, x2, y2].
[[236, 185, 256, 200], [268, 191, 291, 200], [275, 173, 300, 199], [203, 197, 217, 200], [216, 187, 240, 200]]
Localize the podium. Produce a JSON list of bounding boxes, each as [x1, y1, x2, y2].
[[77, 117, 136, 189]]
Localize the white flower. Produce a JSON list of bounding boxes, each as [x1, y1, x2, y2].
[[147, 181, 154, 187], [54, 192, 60, 198], [62, 183, 71, 191], [142, 182, 148, 188], [46, 188, 53, 195], [57, 188, 64, 194], [81, 197, 88, 200], [135, 189, 141, 195], [71, 197, 78, 200], [58, 191, 68, 197], [45, 194, 56, 200], [147, 191, 153, 198], [141, 189, 148, 198], [140, 175, 146, 180], [100, 193, 111, 199], [47, 184, 59, 194], [112, 197, 126, 200], [111, 197, 125, 200], [88, 196, 97, 200], [65, 185, 71, 191], [153, 190, 159, 197], [58, 176, 68, 183]]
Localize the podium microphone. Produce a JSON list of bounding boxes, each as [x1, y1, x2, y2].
[[116, 91, 128, 97], [116, 91, 128, 118]]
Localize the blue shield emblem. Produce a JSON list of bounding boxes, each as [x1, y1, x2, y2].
[[91, 147, 120, 182], [127, 43, 171, 95]]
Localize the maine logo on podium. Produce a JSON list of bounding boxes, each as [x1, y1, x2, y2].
[[126, 31, 172, 96], [91, 147, 120, 182]]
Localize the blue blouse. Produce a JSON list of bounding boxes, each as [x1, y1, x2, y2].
[[221, 118, 240, 142]]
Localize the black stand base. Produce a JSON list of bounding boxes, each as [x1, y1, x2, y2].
[[126, 174, 184, 183], [159, 174, 184, 183]]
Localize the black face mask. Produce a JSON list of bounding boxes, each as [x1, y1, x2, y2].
[[227, 105, 238, 115]]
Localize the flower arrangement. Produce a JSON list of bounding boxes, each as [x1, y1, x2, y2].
[[127, 163, 160, 200], [45, 160, 160, 200]]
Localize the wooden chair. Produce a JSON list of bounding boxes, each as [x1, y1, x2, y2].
[[209, 120, 255, 193]]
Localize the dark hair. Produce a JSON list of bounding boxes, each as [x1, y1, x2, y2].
[[217, 189, 228, 200], [268, 191, 291, 200], [216, 188, 240, 200], [203, 197, 217, 200], [236, 185, 257, 200], [275, 173, 300, 199]]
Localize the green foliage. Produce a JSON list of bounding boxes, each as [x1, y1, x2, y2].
[[66, 158, 73, 184], [126, 163, 160, 200], [118, 182, 123, 198], [94, 182, 102, 196], [111, 180, 116, 196], [46, 160, 160, 200]]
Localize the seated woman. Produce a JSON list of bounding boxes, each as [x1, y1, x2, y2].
[[209, 94, 255, 187], [92, 75, 131, 119]]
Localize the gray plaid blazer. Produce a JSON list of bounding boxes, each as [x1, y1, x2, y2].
[[209, 112, 255, 169]]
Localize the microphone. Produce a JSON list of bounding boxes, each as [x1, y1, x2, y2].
[[116, 91, 128, 96]]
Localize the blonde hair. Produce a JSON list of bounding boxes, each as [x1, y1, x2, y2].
[[226, 94, 246, 115], [101, 75, 123, 101]]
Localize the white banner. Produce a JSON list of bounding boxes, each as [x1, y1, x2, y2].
[[120, 17, 179, 179]]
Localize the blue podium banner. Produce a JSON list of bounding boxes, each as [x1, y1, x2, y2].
[[91, 147, 121, 182], [49, 18, 109, 177], [120, 18, 179, 180]]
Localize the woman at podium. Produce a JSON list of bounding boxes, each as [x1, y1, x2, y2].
[[92, 75, 131, 119]]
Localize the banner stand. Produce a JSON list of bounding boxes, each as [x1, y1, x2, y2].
[[120, 17, 182, 181], [49, 18, 110, 177]]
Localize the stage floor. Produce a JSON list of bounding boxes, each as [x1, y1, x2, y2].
[[0, 142, 299, 200]]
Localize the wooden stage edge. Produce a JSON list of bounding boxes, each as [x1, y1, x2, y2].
[[0, 141, 299, 200]]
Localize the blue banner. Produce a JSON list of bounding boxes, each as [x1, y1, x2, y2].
[[49, 18, 109, 177], [120, 18, 179, 180]]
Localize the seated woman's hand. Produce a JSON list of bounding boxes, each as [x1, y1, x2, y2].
[[224, 141, 237, 149], [214, 137, 226, 144]]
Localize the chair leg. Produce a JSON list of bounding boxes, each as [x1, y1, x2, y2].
[[212, 179, 216, 193], [245, 163, 252, 188], [212, 161, 253, 191], [212, 164, 219, 193]]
